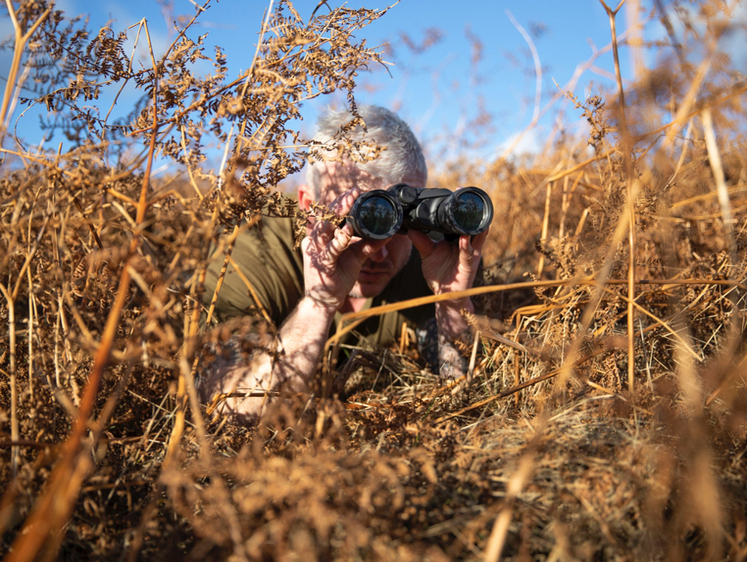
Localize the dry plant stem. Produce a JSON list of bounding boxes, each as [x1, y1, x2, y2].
[[557, 173, 581, 241], [204, 217, 262, 326], [218, 0, 274, 184], [706, 351, 747, 407], [227, 255, 272, 324], [524, 161, 563, 280], [5, 57, 32, 132], [0, 283, 18, 478], [484, 452, 535, 561], [161, 53, 210, 470], [667, 118, 694, 187], [172, 237, 228, 463], [546, 147, 614, 183], [672, 328, 724, 559], [625, 0, 643, 76], [600, 0, 636, 396], [3, 36, 163, 562], [26, 267, 34, 400], [10, 216, 50, 301], [205, 225, 241, 325], [624, 93, 636, 392], [71, 198, 104, 250], [702, 108, 737, 268], [179, 124, 204, 199], [614, 291, 701, 361], [699, 108, 743, 405], [169, 219, 219, 466], [557, 179, 642, 393], [537, 180, 554, 278], [101, 20, 142, 137], [499, 9, 542, 160], [172, 216, 260, 460], [672, 183, 747, 210], [465, 330, 481, 388], [0, 1, 51, 136], [663, 54, 713, 150]]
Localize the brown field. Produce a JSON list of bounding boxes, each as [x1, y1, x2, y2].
[[2, 1, 747, 560]]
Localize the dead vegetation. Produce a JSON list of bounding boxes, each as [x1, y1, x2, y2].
[[2, 0, 747, 560]]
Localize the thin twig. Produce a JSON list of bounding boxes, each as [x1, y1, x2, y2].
[[0, 1, 51, 136], [600, 0, 636, 396], [0, 282, 18, 478], [702, 108, 736, 268]]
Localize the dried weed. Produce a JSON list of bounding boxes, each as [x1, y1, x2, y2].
[[2, 0, 747, 561]]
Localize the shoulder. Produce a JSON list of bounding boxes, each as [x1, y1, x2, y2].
[[237, 213, 297, 254], [205, 205, 303, 326]]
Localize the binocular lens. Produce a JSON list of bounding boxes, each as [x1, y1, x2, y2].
[[452, 191, 485, 232], [358, 195, 399, 237]]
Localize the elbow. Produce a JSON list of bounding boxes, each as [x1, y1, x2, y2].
[[197, 339, 277, 426]]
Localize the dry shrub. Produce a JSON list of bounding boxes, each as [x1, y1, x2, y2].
[[2, 0, 747, 561]]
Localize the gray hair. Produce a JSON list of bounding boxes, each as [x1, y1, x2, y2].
[[305, 105, 427, 200]]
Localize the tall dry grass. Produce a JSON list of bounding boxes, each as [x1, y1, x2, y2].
[[2, 0, 747, 561]]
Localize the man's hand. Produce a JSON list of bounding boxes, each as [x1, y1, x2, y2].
[[301, 188, 388, 311], [408, 229, 488, 318], [408, 230, 487, 294], [409, 229, 489, 378]]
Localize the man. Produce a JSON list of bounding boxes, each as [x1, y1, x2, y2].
[[199, 105, 488, 422]]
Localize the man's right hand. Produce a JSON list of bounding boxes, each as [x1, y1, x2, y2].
[[300, 188, 387, 312]]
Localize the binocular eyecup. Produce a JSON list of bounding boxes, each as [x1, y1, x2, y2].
[[347, 184, 493, 240]]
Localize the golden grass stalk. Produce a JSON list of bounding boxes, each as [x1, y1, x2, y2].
[[600, 0, 637, 395], [0, 1, 50, 134]]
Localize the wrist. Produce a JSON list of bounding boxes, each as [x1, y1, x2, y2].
[[435, 298, 473, 340], [297, 295, 338, 326]]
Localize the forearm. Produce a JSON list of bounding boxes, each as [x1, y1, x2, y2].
[[274, 296, 337, 384], [199, 297, 336, 422]]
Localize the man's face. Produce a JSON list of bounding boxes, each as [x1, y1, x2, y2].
[[302, 161, 426, 300]]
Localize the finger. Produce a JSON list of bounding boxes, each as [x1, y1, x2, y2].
[[459, 236, 476, 269], [330, 187, 361, 217], [459, 235, 485, 273], [310, 211, 336, 244], [325, 223, 355, 263], [301, 234, 317, 261], [303, 229, 327, 258], [408, 229, 436, 260], [471, 228, 489, 254]]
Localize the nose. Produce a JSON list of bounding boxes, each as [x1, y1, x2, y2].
[[367, 243, 389, 263]]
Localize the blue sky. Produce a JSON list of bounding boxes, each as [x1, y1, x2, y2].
[[3, 0, 743, 175]]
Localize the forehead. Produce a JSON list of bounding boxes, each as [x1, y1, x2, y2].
[[316, 161, 426, 204]]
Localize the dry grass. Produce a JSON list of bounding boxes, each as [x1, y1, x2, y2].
[[2, 0, 747, 560]]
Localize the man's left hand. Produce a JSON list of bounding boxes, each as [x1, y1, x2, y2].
[[408, 229, 488, 296], [408, 229, 489, 339]]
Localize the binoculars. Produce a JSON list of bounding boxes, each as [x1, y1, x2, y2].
[[347, 183, 493, 240]]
